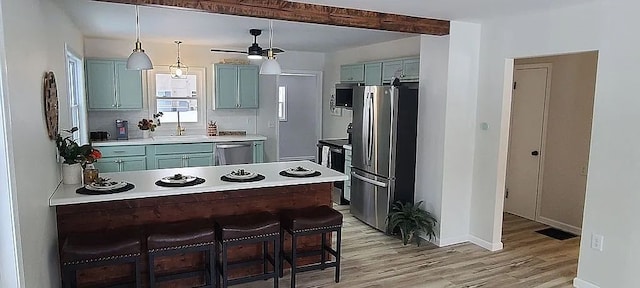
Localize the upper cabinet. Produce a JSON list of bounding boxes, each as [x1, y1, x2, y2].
[[86, 59, 143, 111], [342, 57, 420, 84], [340, 64, 365, 83], [214, 64, 259, 109]]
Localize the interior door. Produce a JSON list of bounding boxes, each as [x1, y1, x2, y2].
[[505, 65, 550, 220]]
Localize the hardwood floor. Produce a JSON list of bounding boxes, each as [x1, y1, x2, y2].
[[238, 206, 580, 288]]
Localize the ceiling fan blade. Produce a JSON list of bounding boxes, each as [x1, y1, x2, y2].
[[210, 49, 246, 54], [261, 48, 286, 56]]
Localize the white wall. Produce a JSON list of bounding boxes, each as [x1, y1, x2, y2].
[[515, 52, 597, 231], [464, 0, 640, 286], [322, 36, 421, 138], [257, 75, 278, 162], [0, 0, 84, 286]]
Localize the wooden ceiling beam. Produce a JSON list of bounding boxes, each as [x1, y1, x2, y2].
[[92, 0, 450, 35]]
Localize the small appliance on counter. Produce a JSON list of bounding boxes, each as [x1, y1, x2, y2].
[[89, 131, 110, 142], [115, 119, 129, 140]]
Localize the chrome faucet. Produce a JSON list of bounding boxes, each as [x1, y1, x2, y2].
[[176, 111, 186, 136]]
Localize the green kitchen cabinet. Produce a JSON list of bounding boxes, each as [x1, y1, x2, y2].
[[364, 62, 383, 86], [86, 59, 142, 110], [382, 60, 403, 83], [95, 156, 146, 173], [155, 155, 185, 170], [253, 141, 264, 163], [214, 64, 259, 109], [185, 153, 214, 168], [401, 58, 420, 80], [340, 64, 365, 83], [150, 143, 216, 169]]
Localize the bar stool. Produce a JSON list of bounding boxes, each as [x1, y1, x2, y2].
[[279, 205, 343, 288], [214, 212, 280, 288], [147, 220, 215, 287], [61, 229, 142, 288]]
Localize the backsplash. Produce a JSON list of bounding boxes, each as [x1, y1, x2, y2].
[[88, 109, 259, 139]]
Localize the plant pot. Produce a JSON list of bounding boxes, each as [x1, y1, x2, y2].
[[142, 130, 150, 139], [62, 163, 82, 185]]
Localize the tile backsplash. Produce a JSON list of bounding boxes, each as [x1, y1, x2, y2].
[[88, 109, 258, 139]]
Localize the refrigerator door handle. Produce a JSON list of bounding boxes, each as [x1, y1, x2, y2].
[[351, 171, 388, 188], [362, 91, 371, 166], [367, 92, 374, 166]]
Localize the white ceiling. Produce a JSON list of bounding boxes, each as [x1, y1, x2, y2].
[[288, 0, 598, 20], [59, 0, 416, 53]]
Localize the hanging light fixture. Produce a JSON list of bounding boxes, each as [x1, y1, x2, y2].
[[126, 5, 153, 70], [260, 20, 282, 75], [170, 41, 189, 78]]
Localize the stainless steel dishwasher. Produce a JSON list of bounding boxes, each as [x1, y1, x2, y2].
[[215, 141, 254, 165]]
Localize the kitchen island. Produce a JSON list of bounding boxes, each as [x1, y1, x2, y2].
[[50, 161, 347, 287]]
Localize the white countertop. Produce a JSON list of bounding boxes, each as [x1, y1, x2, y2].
[[92, 134, 267, 147], [49, 161, 347, 206]]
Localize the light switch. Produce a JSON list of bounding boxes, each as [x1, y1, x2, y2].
[[268, 121, 275, 128], [591, 234, 604, 251]]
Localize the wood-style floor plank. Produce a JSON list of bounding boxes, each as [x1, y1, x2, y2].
[[237, 207, 579, 288]]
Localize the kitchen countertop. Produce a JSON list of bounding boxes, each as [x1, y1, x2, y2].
[[92, 134, 267, 147], [49, 160, 348, 206]]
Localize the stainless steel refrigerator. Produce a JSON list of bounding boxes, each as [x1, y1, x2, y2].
[[350, 84, 419, 231]]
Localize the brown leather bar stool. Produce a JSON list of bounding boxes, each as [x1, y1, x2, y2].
[[61, 229, 142, 288], [279, 205, 343, 288], [214, 212, 280, 288], [147, 220, 215, 288]]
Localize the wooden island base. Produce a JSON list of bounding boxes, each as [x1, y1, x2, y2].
[[56, 182, 333, 287]]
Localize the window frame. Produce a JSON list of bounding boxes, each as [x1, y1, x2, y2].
[[278, 85, 287, 122], [147, 66, 206, 132], [65, 45, 87, 144]]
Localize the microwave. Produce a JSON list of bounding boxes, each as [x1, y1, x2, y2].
[[335, 83, 358, 108]]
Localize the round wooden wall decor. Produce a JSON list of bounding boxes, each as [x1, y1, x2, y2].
[[43, 71, 59, 140]]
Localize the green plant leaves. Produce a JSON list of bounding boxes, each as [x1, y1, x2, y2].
[[386, 200, 437, 246]]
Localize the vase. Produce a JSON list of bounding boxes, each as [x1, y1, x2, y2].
[[142, 130, 150, 139], [62, 163, 82, 185]]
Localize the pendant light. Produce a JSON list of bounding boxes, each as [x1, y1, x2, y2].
[[170, 41, 189, 78], [260, 20, 282, 75], [126, 5, 153, 70]]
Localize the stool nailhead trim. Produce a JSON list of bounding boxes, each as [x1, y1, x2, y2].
[[62, 252, 141, 266], [222, 232, 279, 243], [292, 224, 342, 233], [148, 241, 215, 253]]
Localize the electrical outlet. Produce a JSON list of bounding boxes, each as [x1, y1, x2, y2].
[[268, 121, 275, 128], [591, 234, 604, 251]]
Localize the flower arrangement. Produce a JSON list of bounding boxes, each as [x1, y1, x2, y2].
[[138, 112, 163, 131], [55, 127, 102, 166]]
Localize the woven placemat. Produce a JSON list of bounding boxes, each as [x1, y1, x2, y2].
[[155, 177, 206, 187], [279, 171, 322, 178], [220, 174, 265, 182], [76, 183, 135, 195]]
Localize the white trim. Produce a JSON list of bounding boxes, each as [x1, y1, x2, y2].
[[431, 235, 469, 247], [537, 216, 582, 235], [573, 278, 600, 288], [0, 4, 23, 286], [279, 156, 315, 162], [468, 235, 504, 251]]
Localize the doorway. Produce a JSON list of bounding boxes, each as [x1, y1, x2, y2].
[[503, 51, 598, 235], [277, 72, 322, 161]]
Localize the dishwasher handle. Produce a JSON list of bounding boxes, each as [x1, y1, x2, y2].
[[216, 143, 253, 149]]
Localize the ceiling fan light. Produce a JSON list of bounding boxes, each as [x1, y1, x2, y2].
[[248, 54, 263, 60], [260, 58, 281, 75]]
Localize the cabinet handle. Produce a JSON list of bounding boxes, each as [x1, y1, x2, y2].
[[112, 104, 117, 107], [113, 150, 125, 154]]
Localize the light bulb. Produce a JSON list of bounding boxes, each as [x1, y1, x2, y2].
[[175, 68, 183, 77]]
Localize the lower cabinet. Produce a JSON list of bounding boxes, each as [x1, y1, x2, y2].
[[155, 153, 214, 169], [253, 141, 264, 163], [95, 156, 146, 173], [344, 149, 352, 201]]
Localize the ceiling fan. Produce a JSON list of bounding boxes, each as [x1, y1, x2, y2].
[[211, 29, 285, 59]]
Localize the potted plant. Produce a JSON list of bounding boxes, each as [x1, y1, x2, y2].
[[138, 112, 163, 138], [55, 127, 101, 184], [386, 201, 437, 246]]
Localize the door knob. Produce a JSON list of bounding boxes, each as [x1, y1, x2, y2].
[[531, 151, 539, 156]]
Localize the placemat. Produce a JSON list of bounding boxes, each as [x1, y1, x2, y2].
[[279, 171, 322, 178], [155, 177, 206, 187], [76, 183, 135, 195], [220, 174, 265, 182]]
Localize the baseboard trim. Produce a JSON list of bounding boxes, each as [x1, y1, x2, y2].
[[573, 278, 600, 288], [469, 235, 503, 251], [538, 216, 582, 235], [434, 235, 469, 247]]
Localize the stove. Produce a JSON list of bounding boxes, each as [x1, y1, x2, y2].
[[317, 139, 349, 205]]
